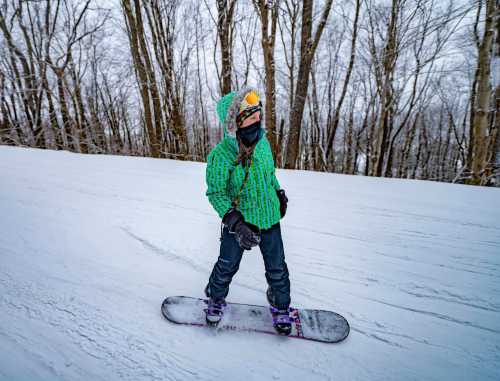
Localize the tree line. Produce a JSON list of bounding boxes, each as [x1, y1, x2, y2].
[[0, 0, 498, 186]]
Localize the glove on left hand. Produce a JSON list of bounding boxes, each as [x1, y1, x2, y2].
[[276, 189, 288, 218]]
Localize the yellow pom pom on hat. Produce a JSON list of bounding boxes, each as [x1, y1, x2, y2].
[[240, 90, 260, 112], [236, 90, 262, 127]]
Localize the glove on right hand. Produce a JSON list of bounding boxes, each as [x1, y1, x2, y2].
[[223, 208, 261, 250]]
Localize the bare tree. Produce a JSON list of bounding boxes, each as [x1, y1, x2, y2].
[[0, 0, 496, 187], [121, 0, 161, 157], [217, 0, 238, 94], [284, 0, 333, 169], [324, 0, 361, 171], [277, 0, 300, 166], [492, 3, 500, 185], [253, 0, 280, 160], [470, 0, 497, 184]]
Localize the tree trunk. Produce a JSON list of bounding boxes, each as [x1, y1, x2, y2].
[[470, 0, 496, 184], [285, 0, 333, 169], [217, 0, 237, 94], [121, 0, 160, 158], [324, 0, 361, 170], [253, 0, 280, 161], [372, 0, 399, 177]]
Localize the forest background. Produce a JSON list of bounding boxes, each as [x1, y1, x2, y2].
[[0, 0, 498, 186]]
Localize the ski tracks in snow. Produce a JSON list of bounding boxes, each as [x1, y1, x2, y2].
[[0, 268, 219, 381]]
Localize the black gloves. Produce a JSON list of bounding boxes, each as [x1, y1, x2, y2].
[[223, 208, 261, 250], [276, 189, 288, 218]]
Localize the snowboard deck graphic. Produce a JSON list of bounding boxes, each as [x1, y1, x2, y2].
[[161, 296, 350, 343]]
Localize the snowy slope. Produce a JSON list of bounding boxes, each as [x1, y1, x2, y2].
[[0, 145, 499, 381]]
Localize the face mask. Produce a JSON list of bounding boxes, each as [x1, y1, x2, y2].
[[236, 120, 261, 146]]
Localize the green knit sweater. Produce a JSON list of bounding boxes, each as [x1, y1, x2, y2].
[[205, 88, 282, 230]]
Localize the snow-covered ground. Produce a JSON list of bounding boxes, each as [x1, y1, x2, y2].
[[1, 145, 499, 381]]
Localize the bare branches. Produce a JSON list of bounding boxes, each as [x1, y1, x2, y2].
[[0, 0, 496, 186]]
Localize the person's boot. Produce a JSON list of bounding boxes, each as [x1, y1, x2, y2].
[[269, 306, 292, 335], [267, 287, 292, 335], [205, 297, 227, 326], [204, 284, 226, 326]]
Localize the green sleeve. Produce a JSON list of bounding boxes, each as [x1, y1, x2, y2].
[[205, 150, 233, 219], [264, 135, 280, 191], [271, 166, 281, 191]]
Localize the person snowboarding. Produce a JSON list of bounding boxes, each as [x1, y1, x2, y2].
[[204, 87, 292, 335]]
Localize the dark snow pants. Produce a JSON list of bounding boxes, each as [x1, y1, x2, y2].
[[206, 222, 291, 309]]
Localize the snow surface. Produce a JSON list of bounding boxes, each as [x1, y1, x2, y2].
[[1, 145, 499, 381]]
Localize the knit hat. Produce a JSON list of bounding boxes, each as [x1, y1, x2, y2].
[[236, 90, 262, 127], [216, 86, 262, 138]]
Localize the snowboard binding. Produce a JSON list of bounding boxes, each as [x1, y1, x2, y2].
[[269, 306, 292, 335], [267, 287, 292, 335], [204, 297, 227, 326], [204, 285, 227, 326]]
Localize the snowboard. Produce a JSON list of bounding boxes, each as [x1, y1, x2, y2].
[[161, 296, 350, 343]]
